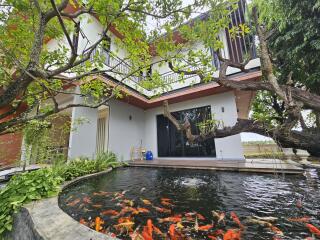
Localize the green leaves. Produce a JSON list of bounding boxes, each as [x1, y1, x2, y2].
[[0, 151, 122, 236]]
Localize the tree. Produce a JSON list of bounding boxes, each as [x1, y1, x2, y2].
[[164, 1, 320, 157], [0, 0, 239, 134]]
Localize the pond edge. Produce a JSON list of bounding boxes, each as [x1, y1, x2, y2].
[[7, 168, 121, 240]]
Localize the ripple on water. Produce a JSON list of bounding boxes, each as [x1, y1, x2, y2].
[[59, 167, 320, 240]]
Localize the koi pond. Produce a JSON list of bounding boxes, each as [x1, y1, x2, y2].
[[59, 167, 320, 240]]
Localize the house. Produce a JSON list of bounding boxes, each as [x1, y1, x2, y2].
[[0, 0, 261, 165]]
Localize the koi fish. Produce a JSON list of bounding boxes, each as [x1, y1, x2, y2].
[[130, 229, 144, 240], [82, 196, 92, 204], [114, 221, 135, 235], [230, 212, 244, 229], [198, 224, 214, 231], [252, 216, 278, 222], [153, 225, 163, 235], [93, 191, 110, 196], [197, 213, 206, 220], [212, 229, 225, 236], [147, 219, 153, 237], [140, 187, 146, 192], [223, 229, 241, 240], [101, 209, 119, 216], [306, 224, 320, 237], [79, 218, 88, 226], [194, 217, 199, 232], [142, 226, 153, 240], [269, 225, 283, 236], [122, 190, 129, 195], [67, 198, 80, 207], [212, 211, 225, 224], [123, 199, 135, 207], [95, 217, 104, 232], [176, 222, 184, 229], [92, 204, 103, 208], [287, 216, 311, 223], [169, 224, 176, 240], [185, 212, 197, 217], [141, 199, 152, 205], [161, 200, 174, 207], [208, 236, 218, 240], [118, 217, 132, 223], [246, 217, 273, 227], [120, 207, 138, 215], [154, 206, 172, 214], [137, 207, 150, 213], [296, 199, 303, 208], [158, 216, 182, 223]]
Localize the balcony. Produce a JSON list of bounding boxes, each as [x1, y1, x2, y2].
[[86, 0, 258, 95]]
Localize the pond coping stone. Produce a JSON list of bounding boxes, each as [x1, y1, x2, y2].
[[8, 168, 120, 240]]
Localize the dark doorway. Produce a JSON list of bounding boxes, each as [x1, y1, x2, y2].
[[157, 106, 216, 157]]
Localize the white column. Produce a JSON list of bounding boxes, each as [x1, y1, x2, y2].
[[68, 89, 98, 159]]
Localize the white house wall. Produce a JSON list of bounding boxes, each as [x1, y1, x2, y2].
[[107, 99, 146, 161], [143, 91, 244, 160], [68, 93, 98, 159]]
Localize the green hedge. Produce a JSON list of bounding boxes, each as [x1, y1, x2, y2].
[[0, 152, 122, 235]]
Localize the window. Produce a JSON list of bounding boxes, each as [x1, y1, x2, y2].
[[157, 106, 216, 157], [102, 36, 111, 66]]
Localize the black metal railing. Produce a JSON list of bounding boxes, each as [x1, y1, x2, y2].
[[83, 0, 256, 88]]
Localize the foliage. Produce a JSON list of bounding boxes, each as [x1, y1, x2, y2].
[[0, 151, 121, 236], [251, 0, 320, 126], [22, 114, 71, 165], [197, 114, 223, 135], [0, 0, 249, 133], [0, 168, 63, 235], [244, 152, 285, 159]]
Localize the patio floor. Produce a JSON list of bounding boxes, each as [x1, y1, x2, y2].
[[129, 158, 305, 174]]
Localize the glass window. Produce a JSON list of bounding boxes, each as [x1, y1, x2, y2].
[[157, 106, 216, 157]]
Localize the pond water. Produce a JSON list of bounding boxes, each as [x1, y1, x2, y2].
[[59, 167, 320, 240]]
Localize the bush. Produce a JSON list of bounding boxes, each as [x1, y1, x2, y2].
[[0, 152, 122, 236]]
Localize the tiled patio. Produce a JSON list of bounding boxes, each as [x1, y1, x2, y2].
[[129, 158, 304, 174]]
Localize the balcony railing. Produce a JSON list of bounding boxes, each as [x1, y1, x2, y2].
[[84, 0, 256, 89]]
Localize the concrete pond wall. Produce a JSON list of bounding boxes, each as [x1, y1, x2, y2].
[[6, 169, 118, 240]]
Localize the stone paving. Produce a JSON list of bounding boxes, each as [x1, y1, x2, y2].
[[129, 158, 304, 174]]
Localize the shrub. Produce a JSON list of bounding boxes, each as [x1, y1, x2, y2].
[[0, 152, 121, 236], [0, 168, 63, 234]]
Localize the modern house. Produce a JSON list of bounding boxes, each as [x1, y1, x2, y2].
[[0, 0, 261, 165]]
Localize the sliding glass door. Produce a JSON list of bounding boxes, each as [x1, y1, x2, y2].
[[157, 106, 216, 157]]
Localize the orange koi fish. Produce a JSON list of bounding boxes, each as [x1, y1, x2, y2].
[[269, 225, 283, 236], [147, 219, 153, 237], [95, 217, 104, 232], [142, 226, 153, 240], [169, 224, 176, 240], [92, 204, 103, 208], [198, 224, 214, 231], [120, 207, 138, 215], [158, 216, 182, 223], [118, 217, 132, 223], [137, 207, 150, 213], [93, 191, 110, 196], [153, 225, 163, 235], [141, 199, 152, 205], [154, 206, 172, 214], [208, 236, 218, 240], [287, 216, 311, 223], [79, 218, 88, 226], [101, 209, 119, 216], [223, 229, 241, 240], [212, 229, 225, 236], [230, 212, 244, 229], [67, 198, 80, 207], [185, 212, 197, 217], [197, 213, 206, 220], [161, 200, 174, 207], [306, 223, 320, 237], [82, 196, 92, 204]]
